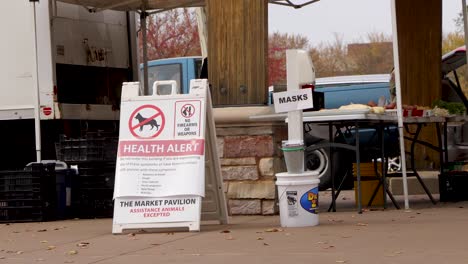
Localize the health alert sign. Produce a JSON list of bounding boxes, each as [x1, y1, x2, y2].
[[113, 96, 206, 199]]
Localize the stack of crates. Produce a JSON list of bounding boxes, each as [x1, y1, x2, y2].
[[439, 162, 468, 202], [70, 161, 115, 218], [0, 164, 55, 222], [55, 132, 118, 162]]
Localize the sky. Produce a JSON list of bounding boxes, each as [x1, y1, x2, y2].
[[269, 0, 463, 46]]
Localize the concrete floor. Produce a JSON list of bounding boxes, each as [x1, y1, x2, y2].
[[0, 192, 467, 264]]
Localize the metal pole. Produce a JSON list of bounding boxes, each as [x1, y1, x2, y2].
[[195, 7, 208, 58], [141, 10, 149, 95], [391, 0, 409, 210], [31, 1, 42, 162], [462, 0, 468, 79]]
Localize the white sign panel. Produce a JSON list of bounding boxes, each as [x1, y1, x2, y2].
[[175, 100, 202, 138], [113, 82, 208, 233], [114, 98, 206, 198], [273, 89, 313, 113], [114, 196, 201, 224], [112, 80, 227, 233]]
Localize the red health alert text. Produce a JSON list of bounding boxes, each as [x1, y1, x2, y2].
[[118, 139, 204, 157]]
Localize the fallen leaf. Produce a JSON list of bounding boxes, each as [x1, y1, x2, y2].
[[220, 230, 231, 233], [127, 233, 135, 237], [316, 241, 328, 244], [256, 237, 264, 240], [336, 260, 346, 263], [416, 212, 421, 215], [76, 242, 89, 248], [263, 243, 269, 246], [40, 240, 48, 244], [459, 206, 464, 209], [150, 243, 160, 246], [167, 232, 174, 235], [409, 216, 416, 218], [322, 245, 335, 249], [16, 251, 23, 255], [67, 250, 78, 255], [37, 229, 47, 232], [47, 246, 56, 250], [356, 223, 368, 226], [265, 228, 283, 232], [12, 231, 20, 234]]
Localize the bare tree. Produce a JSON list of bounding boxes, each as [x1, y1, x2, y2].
[[310, 34, 351, 77], [268, 31, 310, 85]]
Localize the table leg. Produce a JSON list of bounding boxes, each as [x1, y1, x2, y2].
[[329, 122, 336, 212], [410, 124, 437, 204], [356, 121, 362, 214], [380, 123, 387, 208]]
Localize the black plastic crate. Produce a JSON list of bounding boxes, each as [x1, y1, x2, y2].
[[0, 171, 41, 193], [439, 172, 468, 202], [68, 161, 115, 219], [56, 133, 118, 162], [0, 206, 46, 222], [73, 188, 114, 218], [0, 164, 56, 222]]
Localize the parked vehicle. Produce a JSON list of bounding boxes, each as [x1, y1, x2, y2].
[[441, 46, 468, 161], [314, 74, 391, 108], [304, 74, 395, 190], [307, 46, 468, 190], [145, 57, 203, 95], [0, 0, 137, 169]]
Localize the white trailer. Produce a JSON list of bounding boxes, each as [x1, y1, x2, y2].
[[0, 0, 137, 168]]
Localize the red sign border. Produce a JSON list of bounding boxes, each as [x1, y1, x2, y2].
[[128, 104, 166, 139]]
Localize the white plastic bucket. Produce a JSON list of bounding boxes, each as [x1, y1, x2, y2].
[[281, 140, 305, 173], [276, 172, 320, 227]]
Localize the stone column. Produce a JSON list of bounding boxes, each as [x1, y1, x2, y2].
[[214, 106, 287, 215]]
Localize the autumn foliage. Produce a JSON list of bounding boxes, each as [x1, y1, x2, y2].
[[139, 8, 201, 61], [140, 8, 466, 97]]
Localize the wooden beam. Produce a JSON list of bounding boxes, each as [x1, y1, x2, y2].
[[207, 0, 268, 106], [396, 0, 442, 106]]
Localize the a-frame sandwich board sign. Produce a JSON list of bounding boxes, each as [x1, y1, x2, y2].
[[112, 79, 228, 233]]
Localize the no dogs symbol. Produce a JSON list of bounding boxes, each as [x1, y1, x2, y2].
[[128, 105, 165, 139]]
